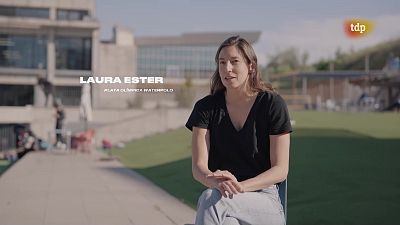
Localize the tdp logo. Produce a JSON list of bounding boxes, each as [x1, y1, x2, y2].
[[351, 23, 366, 33], [344, 19, 374, 38]]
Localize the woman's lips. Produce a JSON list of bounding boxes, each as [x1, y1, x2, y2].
[[225, 76, 236, 80]]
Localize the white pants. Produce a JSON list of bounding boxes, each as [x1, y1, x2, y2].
[[195, 186, 285, 225]]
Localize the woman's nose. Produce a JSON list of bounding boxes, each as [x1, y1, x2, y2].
[[225, 61, 233, 73]]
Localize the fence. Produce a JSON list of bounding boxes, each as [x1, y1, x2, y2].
[[0, 125, 16, 152]]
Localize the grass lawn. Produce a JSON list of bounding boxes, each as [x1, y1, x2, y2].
[[112, 111, 400, 225]]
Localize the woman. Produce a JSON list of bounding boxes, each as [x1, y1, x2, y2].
[[185, 36, 292, 225]]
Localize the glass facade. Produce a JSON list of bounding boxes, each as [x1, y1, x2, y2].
[[137, 45, 217, 78], [0, 6, 49, 18], [0, 84, 33, 106], [54, 86, 81, 106], [0, 124, 16, 151], [0, 34, 47, 69], [55, 37, 91, 70], [57, 9, 89, 21]]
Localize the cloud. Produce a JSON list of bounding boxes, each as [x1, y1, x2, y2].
[[254, 14, 400, 65]]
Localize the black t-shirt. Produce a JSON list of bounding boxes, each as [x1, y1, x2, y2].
[[185, 90, 292, 182]]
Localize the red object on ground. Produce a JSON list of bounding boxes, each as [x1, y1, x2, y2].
[[102, 139, 112, 149], [73, 129, 95, 153]]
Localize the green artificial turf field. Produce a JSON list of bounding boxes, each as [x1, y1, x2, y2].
[[113, 111, 400, 225], [0, 160, 10, 177]]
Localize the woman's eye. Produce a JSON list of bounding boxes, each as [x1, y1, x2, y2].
[[219, 61, 226, 65]]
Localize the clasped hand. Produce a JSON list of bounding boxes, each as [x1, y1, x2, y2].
[[207, 170, 244, 198]]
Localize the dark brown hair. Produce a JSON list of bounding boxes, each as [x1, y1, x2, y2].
[[210, 36, 274, 95]]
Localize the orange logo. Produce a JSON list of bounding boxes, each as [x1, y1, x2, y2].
[[344, 19, 374, 38]]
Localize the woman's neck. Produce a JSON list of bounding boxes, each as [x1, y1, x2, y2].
[[225, 88, 257, 105]]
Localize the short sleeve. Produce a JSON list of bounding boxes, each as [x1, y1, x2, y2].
[[268, 94, 292, 135], [185, 98, 212, 131]]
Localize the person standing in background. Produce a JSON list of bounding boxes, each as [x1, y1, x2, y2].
[[54, 99, 65, 146]]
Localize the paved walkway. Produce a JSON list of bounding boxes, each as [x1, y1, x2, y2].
[[0, 150, 196, 225]]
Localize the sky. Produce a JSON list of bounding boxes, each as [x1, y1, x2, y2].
[[96, 0, 400, 65]]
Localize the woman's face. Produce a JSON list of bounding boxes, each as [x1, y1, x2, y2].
[[218, 45, 252, 91]]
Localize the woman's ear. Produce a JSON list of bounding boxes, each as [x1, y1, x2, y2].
[[249, 63, 254, 73]]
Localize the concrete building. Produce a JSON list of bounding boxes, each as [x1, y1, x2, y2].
[[94, 26, 135, 109], [136, 31, 261, 81], [0, 0, 99, 107], [0, 0, 136, 152], [0, 0, 135, 109]]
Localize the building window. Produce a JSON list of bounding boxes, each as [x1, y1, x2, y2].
[[0, 84, 33, 106], [57, 9, 89, 20], [0, 6, 49, 18], [0, 34, 47, 69], [137, 45, 218, 79], [54, 86, 81, 106], [55, 37, 91, 70]]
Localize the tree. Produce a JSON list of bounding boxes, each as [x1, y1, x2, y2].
[[264, 47, 310, 74], [175, 74, 195, 108]]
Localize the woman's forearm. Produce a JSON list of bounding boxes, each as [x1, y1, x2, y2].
[[240, 166, 288, 192], [192, 165, 215, 188]]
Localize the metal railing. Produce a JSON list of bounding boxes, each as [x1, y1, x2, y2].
[[0, 125, 16, 152]]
